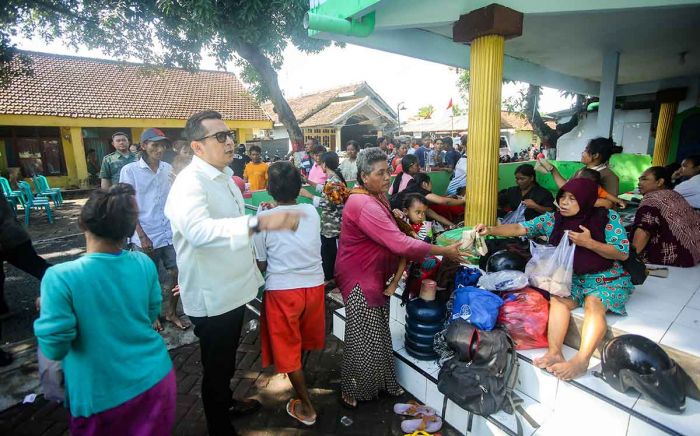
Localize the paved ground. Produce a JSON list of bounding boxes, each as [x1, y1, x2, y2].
[[1, 199, 86, 344], [0, 305, 459, 435]]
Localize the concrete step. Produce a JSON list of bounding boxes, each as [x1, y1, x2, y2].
[[333, 288, 700, 436], [565, 264, 700, 389]]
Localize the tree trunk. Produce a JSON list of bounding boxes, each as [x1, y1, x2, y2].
[[525, 84, 582, 150], [233, 41, 304, 151]]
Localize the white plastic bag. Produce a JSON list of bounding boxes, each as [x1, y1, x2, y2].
[[38, 348, 64, 402], [479, 270, 529, 292], [500, 202, 527, 224], [525, 231, 576, 297]]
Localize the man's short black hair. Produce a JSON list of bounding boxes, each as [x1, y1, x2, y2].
[[267, 161, 301, 203], [249, 145, 262, 154], [684, 154, 700, 167], [311, 144, 326, 155], [185, 110, 222, 142]]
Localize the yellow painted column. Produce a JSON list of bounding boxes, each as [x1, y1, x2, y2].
[[70, 127, 89, 183], [652, 101, 678, 166], [131, 127, 145, 145], [465, 34, 505, 226]]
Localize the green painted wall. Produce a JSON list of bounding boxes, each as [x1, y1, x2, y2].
[[244, 154, 650, 214]]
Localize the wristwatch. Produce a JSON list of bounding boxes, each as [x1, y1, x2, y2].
[[248, 216, 260, 233]]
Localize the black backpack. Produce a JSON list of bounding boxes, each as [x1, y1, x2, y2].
[[437, 320, 538, 435]]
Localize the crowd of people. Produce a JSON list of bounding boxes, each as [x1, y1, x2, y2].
[[1, 109, 699, 435]]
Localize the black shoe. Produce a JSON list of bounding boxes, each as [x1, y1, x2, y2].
[[228, 398, 262, 417], [0, 350, 13, 367]]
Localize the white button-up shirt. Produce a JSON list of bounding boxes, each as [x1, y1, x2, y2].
[[119, 158, 173, 249], [164, 156, 263, 317]]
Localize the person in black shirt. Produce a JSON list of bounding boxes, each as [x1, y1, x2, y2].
[[498, 163, 554, 221], [230, 144, 251, 177]]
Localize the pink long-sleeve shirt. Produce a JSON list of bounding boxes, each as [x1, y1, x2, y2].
[[335, 193, 431, 307]]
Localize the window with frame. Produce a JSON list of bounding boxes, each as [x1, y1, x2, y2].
[[1, 126, 67, 176]]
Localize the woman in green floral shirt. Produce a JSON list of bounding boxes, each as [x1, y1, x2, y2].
[[476, 178, 633, 380]]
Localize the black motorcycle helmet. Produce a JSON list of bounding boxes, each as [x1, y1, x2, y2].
[[594, 334, 697, 413], [484, 250, 526, 272]]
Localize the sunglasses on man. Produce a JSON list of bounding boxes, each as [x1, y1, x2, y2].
[[195, 130, 236, 143]]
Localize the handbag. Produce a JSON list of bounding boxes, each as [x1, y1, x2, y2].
[[622, 249, 647, 285]]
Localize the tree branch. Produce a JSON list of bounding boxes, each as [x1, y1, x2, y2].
[[233, 40, 304, 150]]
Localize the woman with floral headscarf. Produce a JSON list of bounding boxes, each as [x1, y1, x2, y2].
[[475, 178, 633, 380]]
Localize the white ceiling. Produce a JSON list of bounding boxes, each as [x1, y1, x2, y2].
[[427, 5, 700, 84]]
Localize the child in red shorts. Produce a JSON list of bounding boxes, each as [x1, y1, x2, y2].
[[252, 161, 325, 426]]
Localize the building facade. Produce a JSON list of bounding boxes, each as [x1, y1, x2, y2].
[[0, 51, 272, 188]]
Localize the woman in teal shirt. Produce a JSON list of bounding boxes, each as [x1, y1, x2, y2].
[[476, 178, 633, 381], [34, 184, 174, 435]]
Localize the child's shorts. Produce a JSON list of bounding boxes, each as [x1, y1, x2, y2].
[[260, 284, 326, 373]]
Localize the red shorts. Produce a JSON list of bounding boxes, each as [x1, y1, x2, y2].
[[260, 285, 326, 373]]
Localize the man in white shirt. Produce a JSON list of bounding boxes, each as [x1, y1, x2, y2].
[[165, 111, 300, 436], [674, 154, 700, 209], [120, 128, 186, 330]]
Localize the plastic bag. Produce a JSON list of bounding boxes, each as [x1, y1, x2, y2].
[[479, 270, 529, 292], [500, 203, 527, 224], [497, 288, 549, 350], [38, 348, 64, 402], [450, 286, 503, 331], [460, 229, 488, 257], [524, 231, 576, 297], [454, 267, 482, 289]]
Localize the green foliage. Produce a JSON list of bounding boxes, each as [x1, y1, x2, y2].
[[417, 105, 435, 119], [451, 103, 465, 116], [0, 0, 332, 101]]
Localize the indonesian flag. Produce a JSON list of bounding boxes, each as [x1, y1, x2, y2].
[[446, 98, 453, 110]]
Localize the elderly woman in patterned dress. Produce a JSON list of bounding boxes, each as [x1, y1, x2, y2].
[[334, 148, 464, 408], [632, 166, 700, 267], [476, 178, 633, 380]]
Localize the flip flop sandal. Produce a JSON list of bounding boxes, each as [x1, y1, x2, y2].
[[286, 399, 316, 426], [393, 402, 437, 417], [401, 415, 443, 434], [339, 393, 358, 409]]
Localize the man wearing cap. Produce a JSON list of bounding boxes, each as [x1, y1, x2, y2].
[[120, 128, 187, 330], [100, 132, 136, 190]]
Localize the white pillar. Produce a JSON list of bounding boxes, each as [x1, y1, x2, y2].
[[597, 51, 619, 138]]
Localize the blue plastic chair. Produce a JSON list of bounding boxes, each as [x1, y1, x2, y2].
[[17, 181, 54, 225], [2, 191, 18, 218], [0, 176, 23, 207], [32, 175, 63, 207]]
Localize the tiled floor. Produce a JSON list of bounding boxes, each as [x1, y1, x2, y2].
[[571, 264, 700, 356]]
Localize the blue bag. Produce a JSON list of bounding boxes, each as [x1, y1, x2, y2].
[[454, 267, 482, 289], [451, 285, 503, 331]]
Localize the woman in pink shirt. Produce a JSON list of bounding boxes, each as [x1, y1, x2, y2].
[[307, 144, 328, 185], [335, 148, 464, 408]]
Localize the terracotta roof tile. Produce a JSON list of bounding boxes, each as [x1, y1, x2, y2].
[[300, 98, 365, 127], [262, 82, 366, 125], [0, 51, 270, 121]]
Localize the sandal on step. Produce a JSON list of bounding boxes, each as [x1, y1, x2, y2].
[[401, 415, 443, 434], [393, 401, 437, 417], [286, 399, 316, 426]]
